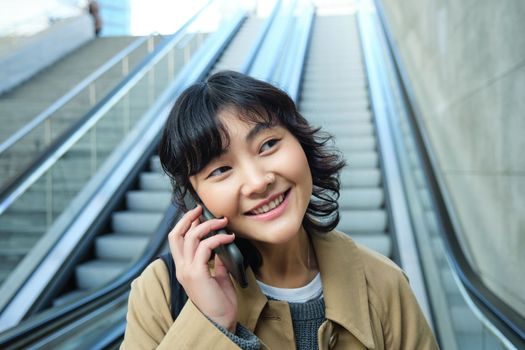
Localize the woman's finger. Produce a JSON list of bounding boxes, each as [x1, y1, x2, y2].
[[183, 217, 228, 262], [168, 205, 202, 261], [193, 233, 235, 270]]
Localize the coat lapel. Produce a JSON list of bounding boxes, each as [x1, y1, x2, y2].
[[312, 230, 376, 349]]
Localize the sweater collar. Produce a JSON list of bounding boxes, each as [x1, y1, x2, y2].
[[232, 230, 375, 349]]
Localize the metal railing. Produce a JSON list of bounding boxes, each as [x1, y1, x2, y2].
[[0, 35, 157, 189], [0, 1, 213, 324], [371, 0, 525, 348]]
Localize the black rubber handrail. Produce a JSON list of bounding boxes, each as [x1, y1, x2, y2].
[[373, 0, 525, 346]]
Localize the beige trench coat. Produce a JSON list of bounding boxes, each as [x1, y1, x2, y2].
[[120, 230, 439, 349]]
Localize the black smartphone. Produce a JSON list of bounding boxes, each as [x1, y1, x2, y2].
[[193, 200, 248, 288]]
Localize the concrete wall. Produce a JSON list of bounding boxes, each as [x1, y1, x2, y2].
[[0, 14, 94, 94], [379, 0, 525, 317]]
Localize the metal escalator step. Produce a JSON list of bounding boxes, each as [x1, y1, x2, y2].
[[210, 17, 264, 74], [95, 234, 149, 260], [304, 110, 372, 123], [324, 122, 374, 137], [139, 172, 171, 191], [75, 260, 130, 290], [340, 169, 381, 187], [335, 137, 376, 151], [299, 100, 369, 111], [150, 156, 162, 173], [344, 152, 378, 169], [126, 191, 171, 211], [337, 209, 387, 233], [339, 188, 384, 209], [300, 88, 368, 101], [111, 211, 163, 234], [300, 104, 369, 115], [350, 233, 392, 257]]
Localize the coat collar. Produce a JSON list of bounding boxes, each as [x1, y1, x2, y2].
[[232, 230, 375, 349]]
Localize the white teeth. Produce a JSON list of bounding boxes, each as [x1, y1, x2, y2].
[[250, 192, 286, 215]]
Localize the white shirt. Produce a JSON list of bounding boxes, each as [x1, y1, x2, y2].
[[256, 273, 323, 303]]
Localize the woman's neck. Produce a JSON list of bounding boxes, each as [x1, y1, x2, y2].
[[253, 228, 318, 288]]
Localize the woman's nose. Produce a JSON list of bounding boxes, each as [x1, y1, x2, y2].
[[240, 169, 275, 196]]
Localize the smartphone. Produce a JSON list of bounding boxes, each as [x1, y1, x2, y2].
[[193, 199, 248, 288]]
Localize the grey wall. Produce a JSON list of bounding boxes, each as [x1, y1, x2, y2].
[[379, 0, 525, 317], [0, 14, 94, 94]]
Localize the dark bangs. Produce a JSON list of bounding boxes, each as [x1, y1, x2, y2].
[[159, 71, 296, 203]]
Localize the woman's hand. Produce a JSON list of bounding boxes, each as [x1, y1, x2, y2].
[[168, 205, 238, 332]]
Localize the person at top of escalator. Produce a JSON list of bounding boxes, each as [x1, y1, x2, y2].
[[120, 70, 439, 349]]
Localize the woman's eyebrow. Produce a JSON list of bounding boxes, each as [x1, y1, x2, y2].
[[245, 123, 273, 142]]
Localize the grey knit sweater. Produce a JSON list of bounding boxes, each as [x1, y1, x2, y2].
[[214, 297, 326, 349]]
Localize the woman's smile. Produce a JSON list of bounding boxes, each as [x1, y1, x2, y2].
[[244, 188, 291, 221]]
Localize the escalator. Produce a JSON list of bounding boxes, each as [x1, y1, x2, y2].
[[0, 0, 286, 347], [357, 0, 525, 348], [0, 35, 163, 189], [1, 0, 524, 348]]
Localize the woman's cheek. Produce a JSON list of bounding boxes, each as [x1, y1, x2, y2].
[[204, 185, 238, 219]]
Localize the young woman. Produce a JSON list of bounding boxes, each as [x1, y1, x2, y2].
[[121, 71, 439, 349]]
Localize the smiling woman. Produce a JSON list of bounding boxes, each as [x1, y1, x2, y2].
[[120, 71, 439, 349]]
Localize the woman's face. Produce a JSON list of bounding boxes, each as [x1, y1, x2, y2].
[[190, 108, 313, 245]]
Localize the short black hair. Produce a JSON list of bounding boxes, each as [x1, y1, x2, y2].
[[159, 71, 345, 270]]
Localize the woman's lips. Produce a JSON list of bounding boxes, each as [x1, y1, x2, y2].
[[246, 189, 291, 221]]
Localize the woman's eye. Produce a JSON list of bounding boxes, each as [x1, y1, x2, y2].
[[260, 138, 280, 153], [208, 166, 231, 178]]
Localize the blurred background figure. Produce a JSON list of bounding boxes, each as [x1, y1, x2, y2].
[[88, 0, 103, 36]]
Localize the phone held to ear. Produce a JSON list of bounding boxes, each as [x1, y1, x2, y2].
[[198, 202, 249, 288]]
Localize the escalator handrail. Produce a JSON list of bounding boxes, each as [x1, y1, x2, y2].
[[248, 0, 298, 80], [0, 1, 212, 217], [356, 4, 434, 327], [239, 0, 282, 73], [0, 8, 249, 345], [280, 2, 314, 102], [0, 35, 150, 156], [372, 0, 525, 345]]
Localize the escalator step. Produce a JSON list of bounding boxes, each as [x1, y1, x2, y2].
[[339, 188, 384, 209], [95, 234, 149, 260], [340, 169, 381, 187], [344, 152, 379, 169], [337, 209, 387, 233], [139, 172, 171, 191], [111, 211, 163, 234], [150, 156, 162, 173], [126, 191, 171, 211], [350, 233, 392, 257], [75, 260, 130, 290], [336, 136, 376, 152]]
